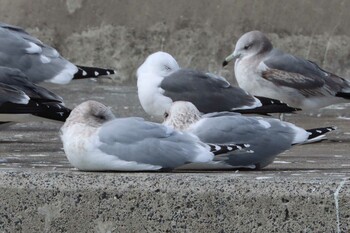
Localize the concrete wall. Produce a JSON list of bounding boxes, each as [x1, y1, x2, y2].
[[0, 170, 349, 232], [1, 0, 350, 84]]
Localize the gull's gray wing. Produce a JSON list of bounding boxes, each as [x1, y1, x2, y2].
[[0, 83, 29, 105], [160, 69, 260, 113], [0, 67, 63, 102], [201, 111, 242, 118], [0, 67, 70, 121], [98, 117, 208, 169], [0, 22, 42, 44], [261, 49, 350, 97], [189, 115, 295, 168], [0, 23, 77, 83]]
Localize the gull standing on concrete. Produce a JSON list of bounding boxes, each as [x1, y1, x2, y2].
[[0, 67, 71, 124], [137, 51, 299, 120], [0, 22, 115, 84], [60, 100, 250, 171], [163, 101, 335, 169], [223, 31, 350, 110]]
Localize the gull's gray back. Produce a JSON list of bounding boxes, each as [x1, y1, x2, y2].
[[0, 23, 76, 83], [0, 82, 28, 105], [98, 117, 207, 169], [0, 67, 63, 102], [190, 114, 296, 168], [160, 69, 257, 113]]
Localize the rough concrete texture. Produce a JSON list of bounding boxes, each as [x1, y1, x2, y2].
[[0, 0, 350, 232], [0, 171, 349, 233]]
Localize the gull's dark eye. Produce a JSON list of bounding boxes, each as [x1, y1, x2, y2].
[[163, 65, 171, 71], [164, 112, 169, 119], [244, 44, 252, 50], [95, 114, 106, 120]]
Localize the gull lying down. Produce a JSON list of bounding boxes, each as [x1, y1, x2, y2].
[[60, 100, 250, 171], [163, 101, 335, 169]]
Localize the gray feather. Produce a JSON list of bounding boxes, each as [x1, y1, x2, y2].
[[160, 69, 258, 113], [0, 83, 28, 105], [98, 117, 207, 168], [262, 49, 350, 97], [0, 23, 77, 83], [190, 115, 296, 168], [0, 67, 63, 102]]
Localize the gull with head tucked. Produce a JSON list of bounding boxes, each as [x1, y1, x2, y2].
[[60, 100, 249, 171], [137, 51, 299, 120], [223, 30, 350, 110], [163, 101, 335, 169]]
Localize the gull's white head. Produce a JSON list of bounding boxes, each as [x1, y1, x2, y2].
[[63, 100, 115, 128], [223, 31, 273, 66], [163, 101, 201, 130], [137, 51, 180, 78]]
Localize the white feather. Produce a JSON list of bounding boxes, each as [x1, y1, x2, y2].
[[50, 63, 78, 84], [40, 55, 51, 64], [258, 119, 271, 129], [25, 42, 42, 54]]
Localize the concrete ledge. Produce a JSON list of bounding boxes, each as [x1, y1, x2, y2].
[[0, 170, 349, 232], [0, 83, 349, 232]]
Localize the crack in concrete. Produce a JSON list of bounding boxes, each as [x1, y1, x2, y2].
[[334, 178, 348, 233]]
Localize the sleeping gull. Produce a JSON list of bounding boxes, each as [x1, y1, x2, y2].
[[0, 22, 116, 84], [223, 30, 350, 110], [137, 51, 299, 120], [163, 101, 335, 169], [60, 100, 250, 171], [0, 66, 71, 123]]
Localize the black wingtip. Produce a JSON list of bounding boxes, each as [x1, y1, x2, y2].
[[73, 65, 116, 80], [0, 101, 71, 122], [336, 92, 350, 99], [33, 102, 71, 122], [222, 60, 228, 67], [235, 96, 301, 114], [306, 126, 336, 140], [209, 143, 251, 155]]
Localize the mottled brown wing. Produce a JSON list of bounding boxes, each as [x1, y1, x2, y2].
[[262, 69, 340, 97]]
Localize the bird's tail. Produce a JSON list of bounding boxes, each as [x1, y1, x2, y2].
[[235, 96, 301, 115], [302, 126, 336, 144], [0, 100, 71, 122], [208, 143, 252, 155], [73, 65, 116, 80]]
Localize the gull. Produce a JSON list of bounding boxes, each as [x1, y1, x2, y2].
[[60, 100, 250, 171], [163, 101, 335, 169], [137, 51, 299, 120], [223, 30, 350, 110], [0, 66, 71, 124], [0, 22, 116, 84]]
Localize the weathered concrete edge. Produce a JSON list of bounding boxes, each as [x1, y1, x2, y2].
[[0, 170, 349, 232]]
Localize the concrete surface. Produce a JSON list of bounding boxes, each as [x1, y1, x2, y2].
[[0, 81, 349, 232], [0, 171, 348, 232], [0, 0, 350, 232]]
